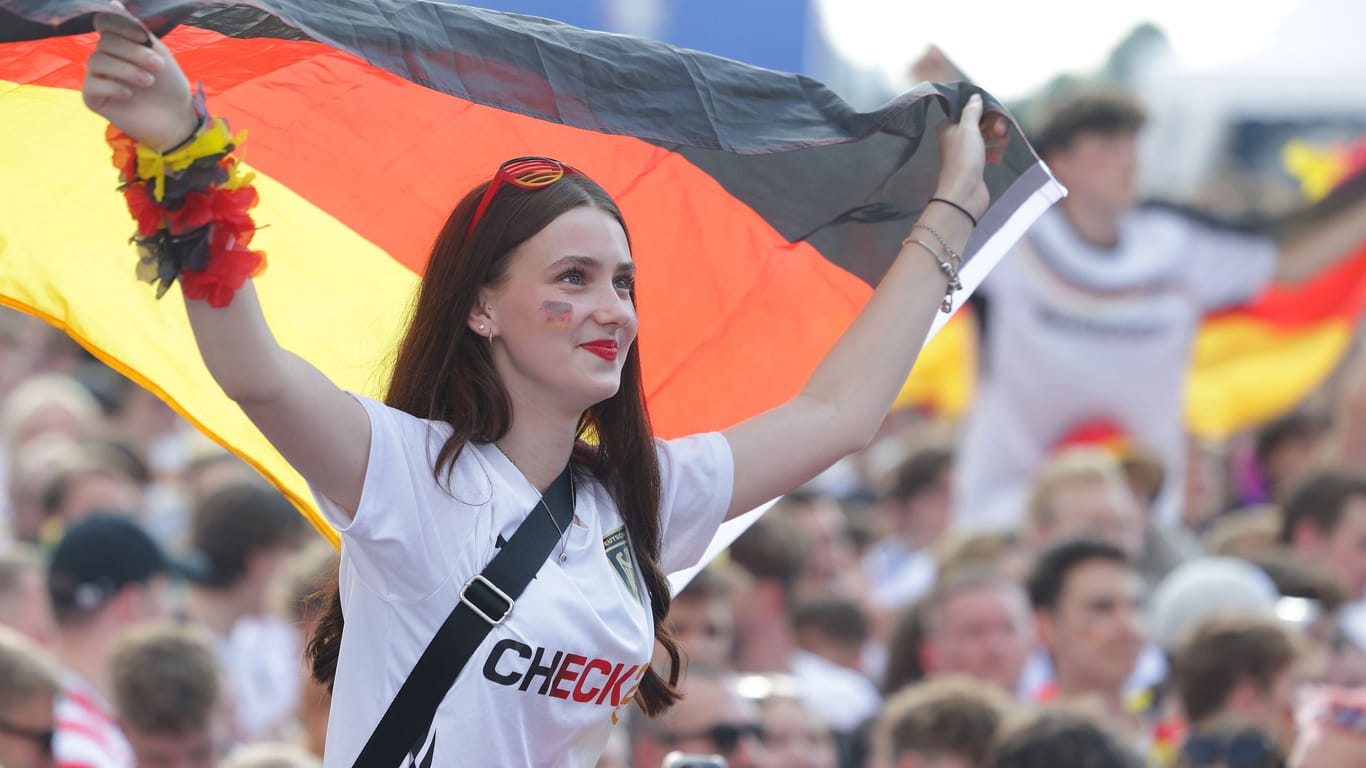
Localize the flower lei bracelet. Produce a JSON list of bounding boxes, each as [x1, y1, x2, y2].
[[107, 88, 265, 308]]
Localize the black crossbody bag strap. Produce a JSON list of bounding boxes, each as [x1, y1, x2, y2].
[[354, 464, 574, 766]]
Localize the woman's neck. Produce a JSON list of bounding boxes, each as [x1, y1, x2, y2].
[[496, 395, 582, 492]]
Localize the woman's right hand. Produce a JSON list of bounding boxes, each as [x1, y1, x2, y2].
[[82, 13, 199, 151]]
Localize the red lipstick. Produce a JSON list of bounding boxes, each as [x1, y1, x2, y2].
[[581, 340, 618, 361]]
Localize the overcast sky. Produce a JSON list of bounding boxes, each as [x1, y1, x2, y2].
[[815, 0, 1310, 100]]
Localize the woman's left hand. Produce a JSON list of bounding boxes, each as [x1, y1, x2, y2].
[[934, 93, 1008, 222]]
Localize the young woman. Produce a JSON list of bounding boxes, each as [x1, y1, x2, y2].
[[80, 12, 1001, 766]]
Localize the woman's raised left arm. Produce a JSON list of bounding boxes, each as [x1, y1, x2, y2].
[[722, 94, 1003, 519]]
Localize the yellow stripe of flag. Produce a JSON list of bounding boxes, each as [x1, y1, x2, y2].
[[0, 82, 421, 543]]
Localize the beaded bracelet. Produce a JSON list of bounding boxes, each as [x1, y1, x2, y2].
[[902, 236, 962, 313], [108, 88, 265, 308]]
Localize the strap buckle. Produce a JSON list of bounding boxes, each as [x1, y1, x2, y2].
[[459, 574, 514, 626]]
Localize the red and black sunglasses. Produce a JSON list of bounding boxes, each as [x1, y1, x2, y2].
[[466, 156, 584, 237]]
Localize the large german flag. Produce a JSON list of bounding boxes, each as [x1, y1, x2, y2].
[[0, 1, 1060, 550]]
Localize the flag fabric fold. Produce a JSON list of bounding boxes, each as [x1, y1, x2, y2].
[[0, 1, 1061, 571]]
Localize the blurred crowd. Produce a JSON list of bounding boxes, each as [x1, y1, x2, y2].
[[4, 84, 1366, 768], [0, 307, 333, 767]]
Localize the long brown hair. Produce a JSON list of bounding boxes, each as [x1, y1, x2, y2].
[[306, 168, 682, 715]]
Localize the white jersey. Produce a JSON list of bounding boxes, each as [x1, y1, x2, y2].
[[956, 205, 1276, 530], [314, 395, 733, 767]]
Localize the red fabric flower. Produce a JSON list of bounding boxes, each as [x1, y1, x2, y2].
[[165, 185, 259, 235], [179, 225, 266, 308], [121, 183, 165, 237]]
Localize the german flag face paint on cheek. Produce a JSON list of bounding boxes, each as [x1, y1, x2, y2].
[[541, 301, 572, 329]]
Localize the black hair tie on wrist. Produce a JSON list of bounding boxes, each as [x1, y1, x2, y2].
[[928, 197, 978, 228]]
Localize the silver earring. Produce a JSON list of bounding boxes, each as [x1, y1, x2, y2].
[[486, 305, 493, 311], [478, 323, 486, 332]]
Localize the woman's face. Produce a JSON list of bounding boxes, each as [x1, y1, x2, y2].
[[477, 205, 637, 415]]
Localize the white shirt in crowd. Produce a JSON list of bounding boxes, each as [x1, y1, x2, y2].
[[216, 614, 302, 743], [790, 649, 883, 734], [956, 205, 1276, 530], [313, 395, 733, 768], [54, 670, 134, 768]]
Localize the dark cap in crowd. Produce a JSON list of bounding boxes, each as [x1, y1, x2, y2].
[[48, 513, 204, 613]]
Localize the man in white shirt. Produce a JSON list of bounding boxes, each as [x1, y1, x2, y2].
[[181, 481, 306, 743], [956, 88, 1366, 531]]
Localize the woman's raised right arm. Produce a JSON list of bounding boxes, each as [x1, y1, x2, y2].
[[84, 14, 369, 518]]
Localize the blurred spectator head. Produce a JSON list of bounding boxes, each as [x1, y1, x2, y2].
[[1204, 506, 1282, 560], [1025, 450, 1144, 559], [666, 562, 737, 670], [1255, 410, 1330, 502], [0, 374, 103, 451], [189, 481, 303, 595], [1278, 471, 1366, 599], [5, 435, 83, 543], [181, 437, 262, 507], [879, 444, 954, 548], [630, 664, 767, 768], [873, 674, 1016, 768], [729, 511, 808, 600], [1031, 88, 1147, 160], [921, 568, 1033, 694], [791, 596, 868, 672], [883, 597, 931, 696], [774, 490, 859, 599], [39, 449, 145, 530], [47, 514, 191, 631], [988, 706, 1144, 768], [1172, 615, 1301, 753], [0, 544, 54, 648], [0, 626, 61, 768], [1032, 88, 1141, 217], [1029, 88, 1145, 215], [1148, 557, 1279, 655], [755, 681, 837, 768], [1027, 538, 1145, 698], [219, 742, 322, 768], [936, 530, 1030, 586], [109, 621, 225, 768]]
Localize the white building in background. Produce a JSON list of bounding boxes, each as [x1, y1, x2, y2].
[[1136, 0, 1366, 208]]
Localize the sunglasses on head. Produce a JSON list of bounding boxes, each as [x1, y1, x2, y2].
[[1181, 729, 1279, 768], [0, 719, 54, 754], [466, 156, 584, 238], [665, 722, 765, 754]]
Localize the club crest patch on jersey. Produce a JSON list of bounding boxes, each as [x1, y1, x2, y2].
[[603, 526, 637, 599]]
